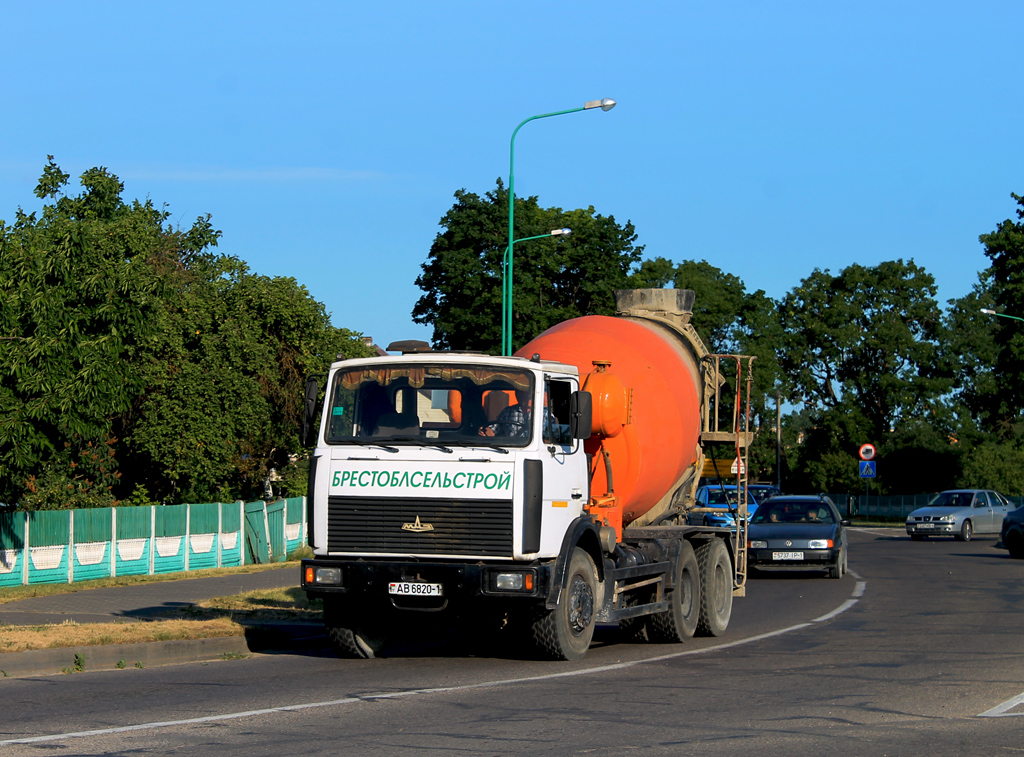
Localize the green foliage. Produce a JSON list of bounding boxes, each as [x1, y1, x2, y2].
[[940, 273, 1000, 432], [977, 193, 1024, 428], [413, 180, 643, 352], [0, 159, 372, 509], [957, 441, 1024, 494], [18, 463, 117, 511], [120, 484, 157, 508], [672, 260, 750, 353], [275, 457, 310, 498], [776, 260, 952, 492], [627, 256, 675, 289], [0, 158, 170, 503], [125, 255, 371, 502]]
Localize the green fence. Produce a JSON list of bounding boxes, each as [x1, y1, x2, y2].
[[0, 497, 306, 587], [828, 493, 1024, 519]]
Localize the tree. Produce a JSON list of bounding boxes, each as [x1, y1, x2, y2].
[[125, 256, 371, 502], [671, 260, 751, 354], [978, 192, 1024, 427], [413, 180, 644, 352], [0, 159, 371, 508], [626, 256, 675, 289], [957, 442, 1024, 494], [940, 272, 1000, 434], [0, 158, 186, 506], [777, 260, 950, 493]]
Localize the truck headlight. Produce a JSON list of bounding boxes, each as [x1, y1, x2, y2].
[[305, 566, 342, 585], [494, 571, 534, 592]]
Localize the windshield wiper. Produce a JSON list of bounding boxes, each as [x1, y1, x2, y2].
[[370, 444, 400, 453], [383, 436, 454, 453], [448, 438, 512, 456]]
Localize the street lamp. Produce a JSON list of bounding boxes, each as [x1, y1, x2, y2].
[[501, 230, 571, 336], [981, 308, 1024, 324], [502, 98, 616, 356]]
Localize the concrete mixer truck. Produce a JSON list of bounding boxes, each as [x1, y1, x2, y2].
[[300, 289, 756, 660]]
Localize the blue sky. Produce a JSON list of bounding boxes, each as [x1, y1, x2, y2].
[[3, 2, 1022, 350]]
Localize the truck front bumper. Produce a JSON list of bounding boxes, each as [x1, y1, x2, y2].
[[301, 558, 552, 607]]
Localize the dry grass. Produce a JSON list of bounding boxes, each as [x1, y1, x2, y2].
[[0, 573, 322, 655], [0, 617, 244, 654], [190, 586, 322, 619]]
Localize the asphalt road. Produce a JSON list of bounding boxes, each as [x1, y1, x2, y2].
[[3, 528, 1024, 756]]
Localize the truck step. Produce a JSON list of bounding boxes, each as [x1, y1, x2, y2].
[[602, 600, 671, 622]]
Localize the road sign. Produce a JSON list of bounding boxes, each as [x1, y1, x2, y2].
[[859, 444, 876, 461], [730, 457, 746, 475], [703, 459, 744, 477], [859, 460, 876, 478], [702, 459, 731, 477]]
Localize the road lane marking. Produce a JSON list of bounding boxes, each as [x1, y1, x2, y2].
[[980, 692, 1024, 718], [0, 583, 866, 746]]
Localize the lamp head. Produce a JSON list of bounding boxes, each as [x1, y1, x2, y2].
[[584, 98, 617, 111]]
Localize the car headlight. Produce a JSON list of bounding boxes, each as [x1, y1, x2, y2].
[[937, 516, 955, 523], [808, 539, 833, 549], [748, 540, 768, 549]]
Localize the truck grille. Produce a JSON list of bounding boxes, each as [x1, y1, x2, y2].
[[327, 496, 513, 557]]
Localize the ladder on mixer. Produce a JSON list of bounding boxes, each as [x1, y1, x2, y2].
[[699, 354, 757, 593]]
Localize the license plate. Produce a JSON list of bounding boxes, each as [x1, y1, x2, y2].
[[389, 582, 443, 597], [918, 523, 936, 529], [772, 551, 804, 561]]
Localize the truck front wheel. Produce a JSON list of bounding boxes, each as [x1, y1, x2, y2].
[[323, 598, 388, 659], [532, 547, 597, 661], [648, 539, 700, 642], [695, 538, 733, 637], [327, 625, 387, 659]]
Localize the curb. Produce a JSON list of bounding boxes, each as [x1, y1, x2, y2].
[[0, 623, 327, 679]]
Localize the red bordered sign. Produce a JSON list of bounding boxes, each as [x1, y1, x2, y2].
[[859, 444, 876, 461]]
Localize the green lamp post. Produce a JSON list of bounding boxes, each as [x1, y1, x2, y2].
[[502, 98, 616, 356], [981, 308, 1024, 324], [502, 228, 572, 324]]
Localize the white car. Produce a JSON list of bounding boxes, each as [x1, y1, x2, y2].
[[905, 489, 1014, 541]]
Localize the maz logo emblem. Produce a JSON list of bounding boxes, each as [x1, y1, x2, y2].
[[402, 516, 434, 533]]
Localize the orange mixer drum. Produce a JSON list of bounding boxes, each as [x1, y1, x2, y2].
[[519, 315, 704, 526]]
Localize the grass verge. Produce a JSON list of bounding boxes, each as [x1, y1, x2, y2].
[[0, 617, 245, 654], [0, 585, 322, 654], [0, 560, 300, 606]]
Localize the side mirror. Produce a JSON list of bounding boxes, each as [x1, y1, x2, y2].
[[301, 377, 320, 448], [570, 391, 592, 440]]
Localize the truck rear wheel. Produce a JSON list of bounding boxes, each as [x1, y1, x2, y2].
[[531, 547, 597, 661], [695, 538, 732, 637], [648, 539, 700, 643]]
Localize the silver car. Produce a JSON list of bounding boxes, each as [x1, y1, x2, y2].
[[905, 489, 1014, 541]]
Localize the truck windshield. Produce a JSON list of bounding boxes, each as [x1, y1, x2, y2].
[[325, 364, 536, 447]]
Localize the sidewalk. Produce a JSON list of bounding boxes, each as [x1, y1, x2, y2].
[[0, 565, 328, 678]]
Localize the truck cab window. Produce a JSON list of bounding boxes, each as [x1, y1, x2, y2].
[[325, 364, 535, 447], [543, 379, 573, 445]]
